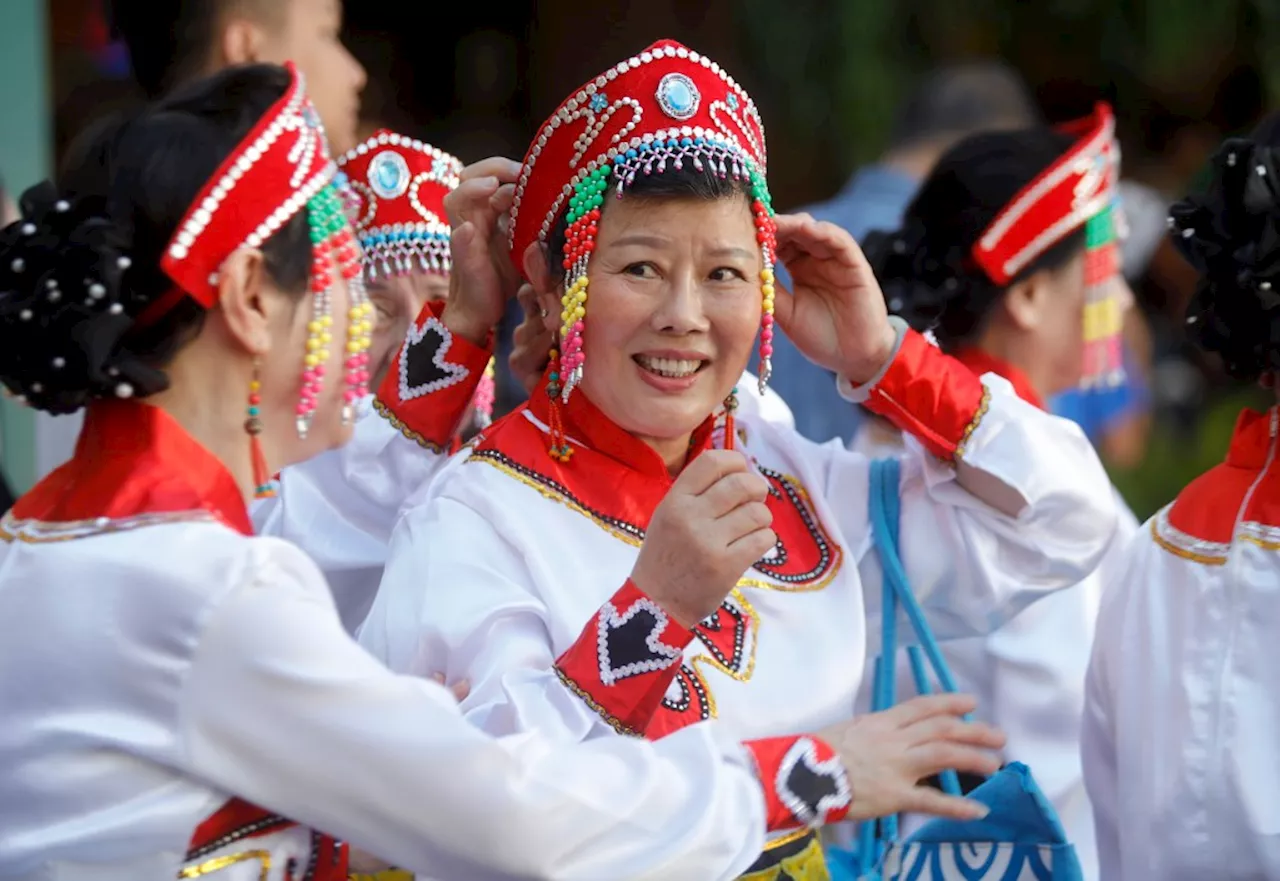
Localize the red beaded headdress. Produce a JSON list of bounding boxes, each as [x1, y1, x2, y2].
[[337, 130, 462, 280], [157, 63, 373, 444], [972, 102, 1125, 388], [508, 39, 777, 458]]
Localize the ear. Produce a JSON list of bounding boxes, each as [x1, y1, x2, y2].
[[522, 241, 560, 334], [216, 248, 273, 356], [1001, 271, 1048, 333], [218, 17, 266, 66]]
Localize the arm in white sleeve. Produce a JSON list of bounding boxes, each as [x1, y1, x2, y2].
[[826, 327, 1117, 643], [252, 298, 492, 633], [361, 493, 653, 740], [180, 538, 778, 881]]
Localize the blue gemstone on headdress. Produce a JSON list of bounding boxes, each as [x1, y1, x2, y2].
[[368, 150, 410, 199], [590, 93, 609, 113], [727, 93, 740, 111], [656, 73, 700, 121]]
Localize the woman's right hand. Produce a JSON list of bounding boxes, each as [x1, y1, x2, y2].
[[819, 693, 1005, 822], [630, 450, 775, 628]]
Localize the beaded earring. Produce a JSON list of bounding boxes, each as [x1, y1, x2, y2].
[[297, 182, 374, 438], [245, 363, 274, 499], [545, 349, 573, 462], [749, 170, 778, 394], [1080, 202, 1125, 389], [720, 386, 740, 452]]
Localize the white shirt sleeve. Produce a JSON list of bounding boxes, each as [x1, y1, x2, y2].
[[820, 371, 1118, 645], [178, 537, 768, 881], [252, 399, 456, 633], [360, 493, 621, 742]]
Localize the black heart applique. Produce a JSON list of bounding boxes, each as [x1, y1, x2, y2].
[[398, 316, 469, 401], [595, 598, 683, 686]]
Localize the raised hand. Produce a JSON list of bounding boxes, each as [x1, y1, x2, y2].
[[819, 693, 1005, 821], [440, 157, 522, 345], [630, 450, 775, 628], [772, 214, 899, 385]]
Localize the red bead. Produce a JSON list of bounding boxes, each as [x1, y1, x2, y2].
[[248, 393, 261, 405]]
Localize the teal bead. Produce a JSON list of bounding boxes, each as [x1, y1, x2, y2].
[[248, 406, 259, 417]]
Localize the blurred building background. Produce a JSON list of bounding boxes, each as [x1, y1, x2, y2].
[[2, 0, 1277, 517]]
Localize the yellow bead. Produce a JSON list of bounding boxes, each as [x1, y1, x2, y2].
[[320, 315, 333, 327], [347, 341, 360, 354], [763, 296, 775, 310], [307, 321, 321, 334], [307, 338, 321, 352], [761, 269, 774, 283], [320, 334, 332, 346], [305, 353, 319, 368], [762, 284, 775, 297]]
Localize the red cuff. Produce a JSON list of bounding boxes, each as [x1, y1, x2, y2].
[[554, 580, 694, 736], [862, 328, 991, 461], [374, 299, 495, 453], [743, 735, 852, 832]]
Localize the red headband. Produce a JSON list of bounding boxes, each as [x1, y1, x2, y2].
[[158, 62, 334, 308], [972, 102, 1119, 285]]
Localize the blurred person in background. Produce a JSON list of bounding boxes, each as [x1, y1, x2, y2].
[[105, 0, 367, 153], [856, 108, 1141, 880], [763, 61, 1041, 444]]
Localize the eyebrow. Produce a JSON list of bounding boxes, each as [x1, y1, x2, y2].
[[609, 235, 756, 261]]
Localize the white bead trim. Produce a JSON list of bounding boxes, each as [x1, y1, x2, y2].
[[595, 596, 684, 686]]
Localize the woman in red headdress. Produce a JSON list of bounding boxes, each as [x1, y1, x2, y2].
[[850, 115, 1140, 878], [1084, 117, 1280, 881], [0, 62, 999, 881], [366, 39, 1119, 878]]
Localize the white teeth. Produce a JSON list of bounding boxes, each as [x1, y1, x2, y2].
[[637, 355, 703, 378]]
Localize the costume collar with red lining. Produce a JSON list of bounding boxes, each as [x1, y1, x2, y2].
[[10, 400, 252, 536], [1226, 407, 1278, 471], [953, 347, 1045, 411], [525, 372, 718, 482]]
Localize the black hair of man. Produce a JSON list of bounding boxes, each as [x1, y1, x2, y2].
[[887, 61, 1041, 154]]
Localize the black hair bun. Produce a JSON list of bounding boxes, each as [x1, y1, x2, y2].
[[1171, 138, 1280, 380], [863, 222, 972, 336], [0, 181, 169, 414]]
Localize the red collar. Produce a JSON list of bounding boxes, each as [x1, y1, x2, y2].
[[525, 373, 717, 482], [1226, 407, 1278, 470], [11, 400, 253, 536], [953, 348, 1045, 410]]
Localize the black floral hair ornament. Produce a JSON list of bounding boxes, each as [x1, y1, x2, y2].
[[1170, 138, 1280, 380], [0, 181, 169, 414]]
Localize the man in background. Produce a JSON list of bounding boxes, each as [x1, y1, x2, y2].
[[105, 0, 367, 153], [766, 62, 1041, 444]]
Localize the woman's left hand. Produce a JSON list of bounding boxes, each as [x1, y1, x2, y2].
[[772, 214, 898, 384]]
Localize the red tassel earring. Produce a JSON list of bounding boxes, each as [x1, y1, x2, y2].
[[545, 348, 573, 463], [245, 363, 275, 498], [721, 386, 738, 451]]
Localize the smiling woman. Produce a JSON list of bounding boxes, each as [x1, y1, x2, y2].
[[363, 38, 1120, 879]]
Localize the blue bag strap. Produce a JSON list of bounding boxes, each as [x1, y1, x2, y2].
[[858, 459, 969, 875]]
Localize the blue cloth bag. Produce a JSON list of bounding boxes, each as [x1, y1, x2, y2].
[[826, 457, 1084, 881]]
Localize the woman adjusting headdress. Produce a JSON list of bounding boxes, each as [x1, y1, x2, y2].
[[0, 62, 897, 881], [254, 130, 498, 635], [367, 39, 1118, 879]]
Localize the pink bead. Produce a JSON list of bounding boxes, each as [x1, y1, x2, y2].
[[296, 403, 308, 415], [344, 390, 358, 403], [315, 365, 326, 378], [573, 320, 584, 333], [761, 343, 773, 357], [761, 313, 774, 327]]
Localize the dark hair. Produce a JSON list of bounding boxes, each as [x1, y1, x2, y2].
[[544, 164, 754, 281], [864, 128, 1085, 350], [888, 62, 1041, 153], [1171, 112, 1280, 381], [0, 64, 311, 415], [105, 0, 281, 98]]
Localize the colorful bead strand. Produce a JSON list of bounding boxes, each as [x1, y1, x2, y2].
[[558, 165, 610, 402], [750, 169, 779, 394]]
